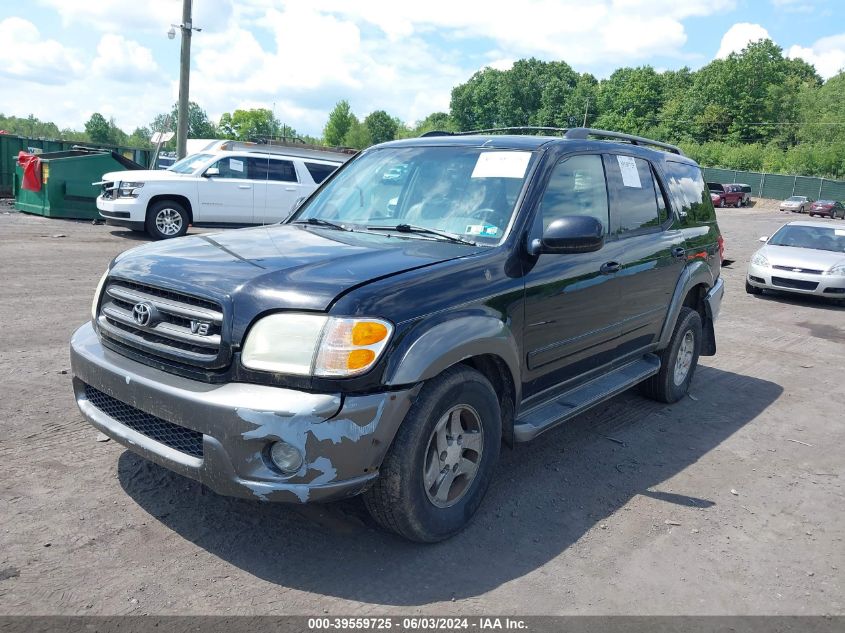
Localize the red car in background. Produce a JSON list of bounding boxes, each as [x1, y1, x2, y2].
[[707, 182, 744, 207], [807, 200, 845, 219]]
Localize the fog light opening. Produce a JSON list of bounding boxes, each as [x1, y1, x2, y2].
[[269, 441, 304, 474]]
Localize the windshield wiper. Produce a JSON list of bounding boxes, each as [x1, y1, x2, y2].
[[367, 224, 476, 246], [291, 217, 350, 231]]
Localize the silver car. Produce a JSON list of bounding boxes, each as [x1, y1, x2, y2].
[[779, 195, 811, 213], [746, 220, 845, 304]]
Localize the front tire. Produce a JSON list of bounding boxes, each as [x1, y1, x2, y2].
[[640, 307, 702, 404], [745, 280, 762, 295], [363, 366, 501, 542], [146, 200, 189, 240]]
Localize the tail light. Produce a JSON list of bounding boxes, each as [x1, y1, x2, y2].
[[717, 234, 725, 262]]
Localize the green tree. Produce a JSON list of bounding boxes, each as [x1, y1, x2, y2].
[[217, 108, 278, 140], [363, 110, 399, 145], [85, 113, 112, 143], [342, 116, 372, 149], [594, 66, 665, 134], [324, 100, 354, 146]]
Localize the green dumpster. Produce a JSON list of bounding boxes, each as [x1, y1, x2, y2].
[[12, 148, 143, 220]]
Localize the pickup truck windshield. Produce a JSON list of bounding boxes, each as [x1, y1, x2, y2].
[[292, 146, 536, 244], [168, 153, 214, 174]]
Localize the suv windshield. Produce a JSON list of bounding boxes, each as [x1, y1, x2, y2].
[[769, 224, 845, 253], [291, 146, 536, 244], [168, 153, 214, 174]]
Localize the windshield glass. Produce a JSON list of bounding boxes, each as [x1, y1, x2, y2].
[[786, 196, 804, 202], [769, 224, 845, 253], [291, 146, 536, 245], [168, 153, 214, 174]]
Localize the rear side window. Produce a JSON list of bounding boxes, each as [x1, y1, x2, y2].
[[538, 154, 609, 233], [304, 162, 338, 184], [604, 154, 663, 235], [249, 158, 297, 182], [665, 161, 715, 223]]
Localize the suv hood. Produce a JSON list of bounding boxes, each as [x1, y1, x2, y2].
[[101, 169, 190, 181], [109, 224, 481, 314]]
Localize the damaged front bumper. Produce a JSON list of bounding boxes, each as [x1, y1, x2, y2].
[[70, 322, 416, 503]]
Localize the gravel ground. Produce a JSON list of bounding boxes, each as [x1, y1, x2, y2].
[[0, 201, 842, 615]]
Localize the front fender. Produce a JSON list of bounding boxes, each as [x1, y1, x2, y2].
[[384, 312, 521, 401]]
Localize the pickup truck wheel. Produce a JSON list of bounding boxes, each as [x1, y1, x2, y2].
[[719, 198, 725, 208], [146, 201, 188, 240], [363, 366, 501, 542], [640, 307, 702, 404]]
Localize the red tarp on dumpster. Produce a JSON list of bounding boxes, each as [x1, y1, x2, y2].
[[18, 151, 42, 192]]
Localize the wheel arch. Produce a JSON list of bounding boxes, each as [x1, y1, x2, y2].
[[659, 261, 717, 356], [383, 313, 521, 444], [147, 194, 194, 224]]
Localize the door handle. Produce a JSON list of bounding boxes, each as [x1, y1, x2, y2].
[[671, 246, 686, 259], [238, 185, 252, 189], [600, 261, 622, 275], [284, 187, 296, 191]]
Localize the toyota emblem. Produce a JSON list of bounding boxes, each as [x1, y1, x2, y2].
[[132, 302, 154, 327]]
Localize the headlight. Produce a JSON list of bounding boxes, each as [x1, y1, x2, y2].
[[241, 314, 393, 377], [117, 181, 144, 198], [91, 270, 109, 321], [825, 262, 845, 276], [751, 252, 769, 268]]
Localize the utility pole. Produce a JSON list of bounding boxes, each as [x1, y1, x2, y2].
[[582, 98, 590, 128], [176, 0, 193, 159]]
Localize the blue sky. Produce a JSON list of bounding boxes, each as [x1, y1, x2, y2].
[[0, 0, 843, 137]]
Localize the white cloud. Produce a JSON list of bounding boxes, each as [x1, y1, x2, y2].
[[787, 33, 845, 79], [0, 17, 84, 85], [716, 22, 771, 58], [91, 34, 161, 81]]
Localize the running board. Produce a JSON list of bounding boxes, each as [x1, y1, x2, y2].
[[513, 354, 661, 443]]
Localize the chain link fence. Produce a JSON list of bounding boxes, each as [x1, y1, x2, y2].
[[702, 167, 845, 201]]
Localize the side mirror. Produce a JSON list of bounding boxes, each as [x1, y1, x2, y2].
[[204, 167, 220, 178], [529, 216, 605, 256], [759, 236, 768, 242]]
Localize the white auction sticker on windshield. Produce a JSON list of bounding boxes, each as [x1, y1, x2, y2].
[[835, 229, 845, 236], [472, 152, 530, 179], [616, 155, 641, 188], [229, 158, 244, 172]]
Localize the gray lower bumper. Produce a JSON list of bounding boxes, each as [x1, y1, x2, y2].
[[70, 322, 416, 503]]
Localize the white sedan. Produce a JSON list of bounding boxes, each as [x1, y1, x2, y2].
[[746, 220, 845, 304]]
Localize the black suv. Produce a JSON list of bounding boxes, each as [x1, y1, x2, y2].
[[71, 128, 724, 542]]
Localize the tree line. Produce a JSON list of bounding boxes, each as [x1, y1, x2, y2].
[[2, 38, 843, 178]]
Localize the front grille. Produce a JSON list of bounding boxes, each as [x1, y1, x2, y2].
[[84, 384, 203, 458], [97, 279, 227, 370], [100, 181, 116, 200], [773, 265, 823, 275], [771, 276, 819, 291], [823, 287, 845, 294]]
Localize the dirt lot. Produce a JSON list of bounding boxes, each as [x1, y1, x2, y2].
[[0, 201, 842, 615]]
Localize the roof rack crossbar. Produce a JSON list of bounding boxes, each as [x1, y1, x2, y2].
[[564, 127, 684, 155], [454, 126, 571, 136]]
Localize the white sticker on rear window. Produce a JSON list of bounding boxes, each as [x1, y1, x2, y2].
[[471, 152, 530, 179], [616, 155, 641, 188], [836, 229, 845, 236], [230, 158, 244, 172]]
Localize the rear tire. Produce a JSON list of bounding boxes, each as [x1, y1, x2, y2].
[[640, 307, 702, 404], [363, 366, 501, 542], [146, 200, 189, 240]]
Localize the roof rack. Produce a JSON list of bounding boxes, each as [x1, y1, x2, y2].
[[212, 140, 355, 163], [563, 128, 684, 155], [422, 126, 683, 155]]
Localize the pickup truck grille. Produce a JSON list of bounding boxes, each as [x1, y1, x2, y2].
[[97, 279, 229, 370]]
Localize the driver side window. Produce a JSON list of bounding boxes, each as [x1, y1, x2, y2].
[[539, 155, 609, 233], [208, 157, 247, 179]]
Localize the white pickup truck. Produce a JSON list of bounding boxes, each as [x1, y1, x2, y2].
[[96, 141, 351, 239]]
